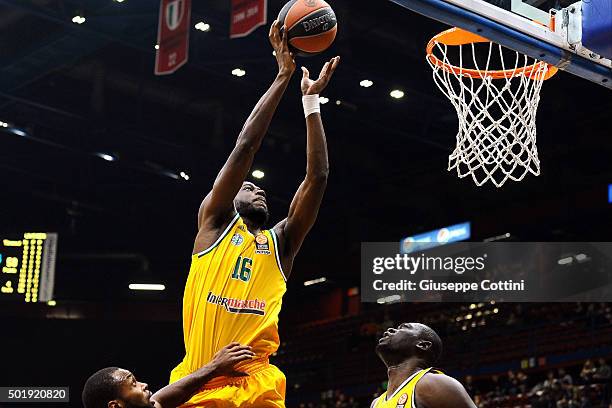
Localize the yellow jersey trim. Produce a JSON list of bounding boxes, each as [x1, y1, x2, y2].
[[269, 228, 287, 281], [372, 368, 440, 408], [384, 369, 423, 402]]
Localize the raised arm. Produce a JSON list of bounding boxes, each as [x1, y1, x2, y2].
[[151, 343, 254, 408], [274, 57, 340, 276], [415, 373, 477, 408], [197, 21, 295, 229]]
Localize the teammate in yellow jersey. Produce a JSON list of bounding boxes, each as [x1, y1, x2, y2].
[[169, 20, 340, 408], [372, 323, 476, 408]]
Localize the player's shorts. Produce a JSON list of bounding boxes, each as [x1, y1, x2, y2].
[[171, 359, 286, 408]]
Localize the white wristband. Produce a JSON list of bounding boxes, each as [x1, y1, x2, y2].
[[302, 94, 320, 117]]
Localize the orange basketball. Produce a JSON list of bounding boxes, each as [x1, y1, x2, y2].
[[278, 0, 337, 57]]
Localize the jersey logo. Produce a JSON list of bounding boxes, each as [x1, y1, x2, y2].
[[231, 256, 252, 282], [206, 291, 266, 315], [230, 233, 244, 246], [396, 393, 408, 408], [255, 234, 271, 255]]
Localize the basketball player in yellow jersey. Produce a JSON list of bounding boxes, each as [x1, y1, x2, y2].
[[169, 20, 340, 408], [372, 323, 476, 408]]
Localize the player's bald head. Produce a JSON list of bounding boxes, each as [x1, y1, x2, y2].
[[376, 322, 442, 367], [412, 323, 442, 365]]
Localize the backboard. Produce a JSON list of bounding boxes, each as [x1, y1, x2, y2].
[[390, 0, 612, 89]]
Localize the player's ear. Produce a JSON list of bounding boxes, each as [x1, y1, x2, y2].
[[108, 400, 122, 408], [415, 340, 432, 352]]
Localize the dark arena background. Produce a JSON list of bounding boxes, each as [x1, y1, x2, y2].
[[1, 0, 611, 407]]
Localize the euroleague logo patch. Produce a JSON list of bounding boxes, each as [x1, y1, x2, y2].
[[231, 233, 244, 246], [396, 393, 408, 408], [255, 234, 271, 255]]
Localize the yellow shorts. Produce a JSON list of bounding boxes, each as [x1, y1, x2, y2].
[[173, 361, 286, 408]]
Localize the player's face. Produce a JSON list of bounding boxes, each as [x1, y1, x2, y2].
[[113, 369, 153, 408], [376, 322, 425, 360], [234, 182, 269, 225]]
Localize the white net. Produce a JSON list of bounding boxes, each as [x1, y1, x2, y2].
[[427, 37, 555, 187]]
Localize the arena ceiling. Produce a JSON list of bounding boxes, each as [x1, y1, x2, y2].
[[1, 0, 611, 302]]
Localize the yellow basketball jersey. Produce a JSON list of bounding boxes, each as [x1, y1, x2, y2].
[[170, 213, 287, 386], [371, 368, 442, 408]]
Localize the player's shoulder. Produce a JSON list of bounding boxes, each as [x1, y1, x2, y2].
[[416, 371, 474, 408], [151, 398, 164, 408], [193, 210, 240, 256], [417, 371, 463, 392], [370, 395, 381, 408]]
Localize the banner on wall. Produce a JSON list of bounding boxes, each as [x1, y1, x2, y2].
[[230, 0, 267, 39], [155, 0, 192, 75]]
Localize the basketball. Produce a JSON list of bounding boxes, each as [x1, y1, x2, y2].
[[278, 0, 338, 57]]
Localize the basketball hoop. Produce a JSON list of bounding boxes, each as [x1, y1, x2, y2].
[[426, 27, 558, 187]]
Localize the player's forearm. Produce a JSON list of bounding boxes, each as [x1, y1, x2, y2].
[[151, 364, 217, 408], [304, 112, 329, 182], [236, 72, 291, 151]]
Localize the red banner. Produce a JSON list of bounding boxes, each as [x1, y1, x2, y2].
[[230, 0, 267, 39], [155, 0, 191, 75]]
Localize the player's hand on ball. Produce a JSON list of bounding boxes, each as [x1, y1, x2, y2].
[[301, 56, 340, 95], [209, 342, 255, 377], [269, 20, 296, 76]]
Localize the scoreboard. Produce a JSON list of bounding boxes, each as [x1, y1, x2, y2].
[[0, 232, 57, 302]]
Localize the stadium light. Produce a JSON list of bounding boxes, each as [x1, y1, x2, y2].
[[113, 0, 125, 2], [575, 253, 589, 263], [304, 277, 326, 286], [154, 44, 160, 50], [335, 100, 341, 105], [129, 283, 166, 291], [252, 169, 264, 179], [483, 232, 512, 242], [0, 121, 27, 137], [195, 22, 210, 32], [72, 15, 86, 24], [319, 97, 329, 104], [557, 256, 573, 265], [9, 128, 27, 137], [47, 300, 57, 306], [376, 294, 401, 304], [232, 68, 246, 77], [96, 153, 116, 162], [360, 79, 373, 88], [390, 89, 404, 99], [179, 171, 190, 181]]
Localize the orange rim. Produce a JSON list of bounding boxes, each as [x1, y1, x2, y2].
[[426, 27, 558, 80]]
